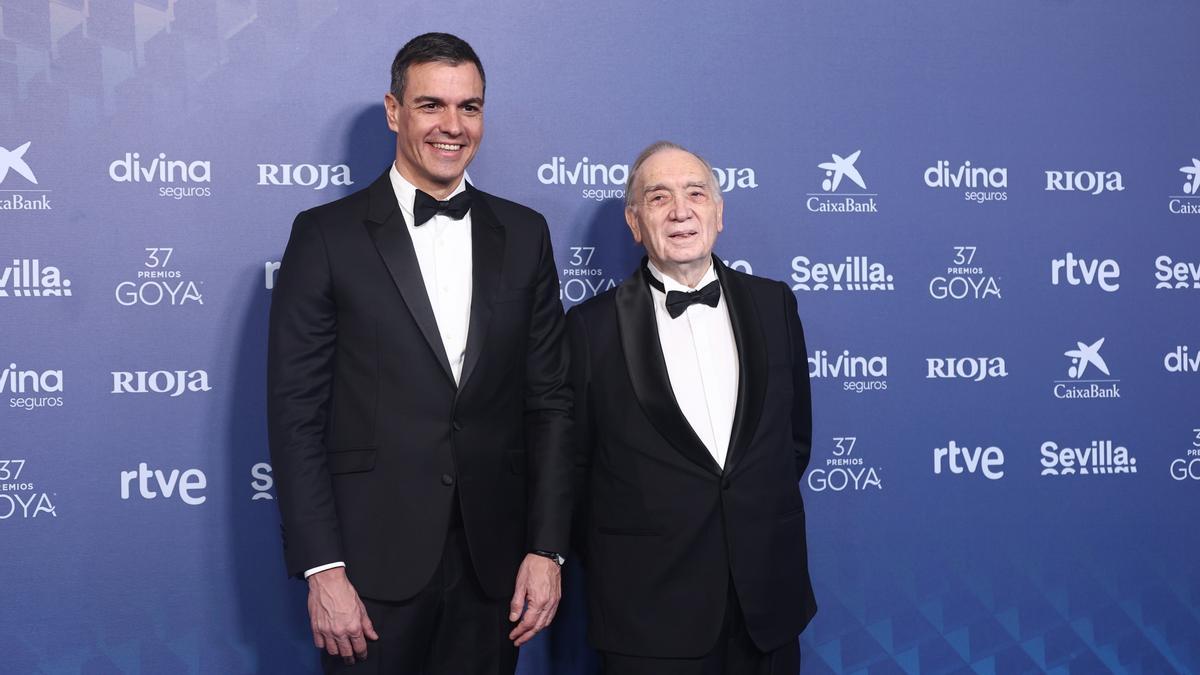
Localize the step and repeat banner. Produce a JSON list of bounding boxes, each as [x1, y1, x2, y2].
[[2, 1, 1197, 673]]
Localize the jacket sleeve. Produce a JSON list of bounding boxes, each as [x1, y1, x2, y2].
[[522, 218, 574, 554], [782, 283, 814, 481], [266, 211, 343, 577], [565, 304, 594, 558]]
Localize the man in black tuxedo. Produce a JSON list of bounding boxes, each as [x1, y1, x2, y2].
[[567, 142, 817, 674], [267, 33, 571, 674]]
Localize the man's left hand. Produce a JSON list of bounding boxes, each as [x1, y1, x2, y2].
[[507, 553, 562, 646]]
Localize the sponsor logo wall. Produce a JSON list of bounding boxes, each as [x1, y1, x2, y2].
[[2, 2, 1197, 674]]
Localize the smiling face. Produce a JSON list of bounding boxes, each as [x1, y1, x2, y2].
[[626, 148, 724, 286], [384, 61, 483, 198]]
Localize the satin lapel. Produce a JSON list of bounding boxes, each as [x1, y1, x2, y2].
[[362, 170, 454, 384], [615, 262, 722, 476], [458, 185, 504, 394], [715, 257, 767, 476]]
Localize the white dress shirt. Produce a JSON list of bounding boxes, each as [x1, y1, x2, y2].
[[305, 166, 474, 579], [647, 260, 740, 469]]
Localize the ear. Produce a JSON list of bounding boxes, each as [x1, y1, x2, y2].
[[625, 206, 643, 244], [384, 93, 401, 133]]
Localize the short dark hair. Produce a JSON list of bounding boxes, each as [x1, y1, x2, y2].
[[390, 33, 485, 101]]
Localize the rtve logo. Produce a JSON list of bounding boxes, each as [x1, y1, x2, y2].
[[120, 463, 207, 505], [933, 441, 1005, 480], [1051, 253, 1119, 292]]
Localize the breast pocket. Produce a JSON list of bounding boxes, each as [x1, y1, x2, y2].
[[325, 447, 377, 474]]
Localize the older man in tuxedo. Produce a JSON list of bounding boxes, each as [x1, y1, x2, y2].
[[268, 32, 571, 674], [567, 142, 817, 674]]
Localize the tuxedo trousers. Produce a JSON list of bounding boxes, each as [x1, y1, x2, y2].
[[600, 580, 800, 675], [321, 499, 518, 675]]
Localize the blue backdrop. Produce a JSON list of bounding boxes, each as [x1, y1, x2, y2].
[[2, 1, 1198, 673]]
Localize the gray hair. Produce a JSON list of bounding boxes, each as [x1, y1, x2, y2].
[[624, 141, 724, 209]]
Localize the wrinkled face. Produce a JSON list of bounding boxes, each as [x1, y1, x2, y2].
[[626, 149, 724, 275], [385, 61, 483, 197]]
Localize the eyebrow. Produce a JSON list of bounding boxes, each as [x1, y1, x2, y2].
[[410, 95, 484, 107], [643, 181, 708, 194]]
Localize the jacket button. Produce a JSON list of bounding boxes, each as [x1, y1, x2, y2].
[[452, 420, 463, 432], [441, 474, 455, 486]]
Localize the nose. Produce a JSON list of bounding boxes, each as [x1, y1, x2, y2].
[[438, 108, 462, 136], [669, 192, 691, 222]]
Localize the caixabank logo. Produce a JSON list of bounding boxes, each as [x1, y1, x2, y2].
[[2, 363, 64, 411], [0, 259, 71, 298], [538, 156, 757, 202], [809, 349, 887, 393], [0, 459, 58, 520], [1169, 158, 1200, 215], [929, 246, 1002, 301], [806, 436, 882, 493], [108, 152, 211, 199], [923, 160, 1007, 204], [1040, 440, 1137, 476], [114, 248, 203, 307], [0, 141, 52, 211], [806, 150, 877, 213], [1053, 337, 1120, 399], [790, 255, 894, 292]]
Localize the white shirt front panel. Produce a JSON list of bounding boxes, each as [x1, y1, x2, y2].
[[389, 165, 473, 386], [646, 260, 740, 469]]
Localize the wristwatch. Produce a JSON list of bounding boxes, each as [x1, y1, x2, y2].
[[531, 549, 566, 566]]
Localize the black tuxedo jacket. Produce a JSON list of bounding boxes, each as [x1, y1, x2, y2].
[[267, 170, 572, 602], [567, 257, 817, 657]]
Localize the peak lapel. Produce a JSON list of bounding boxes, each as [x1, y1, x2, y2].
[[715, 258, 767, 476], [361, 170, 455, 384], [457, 185, 504, 394], [615, 262, 722, 476]]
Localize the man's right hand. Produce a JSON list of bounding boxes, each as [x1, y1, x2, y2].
[[307, 567, 379, 665]]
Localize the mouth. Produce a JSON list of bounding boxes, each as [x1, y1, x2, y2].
[[429, 142, 465, 153], [668, 230, 699, 240]]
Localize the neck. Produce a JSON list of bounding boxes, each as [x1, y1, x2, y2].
[[394, 161, 461, 200], [652, 257, 713, 289]]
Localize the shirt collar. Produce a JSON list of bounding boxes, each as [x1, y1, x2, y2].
[[646, 258, 719, 295], [389, 164, 469, 225]]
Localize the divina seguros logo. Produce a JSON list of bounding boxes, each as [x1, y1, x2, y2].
[[1164, 346, 1199, 374], [108, 152, 211, 199], [538, 156, 757, 202], [0, 259, 71, 298], [2, 363, 64, 411], [924, 160, 1008, 204], [790, 255, 894, 292], [809, 350, 887, 393]]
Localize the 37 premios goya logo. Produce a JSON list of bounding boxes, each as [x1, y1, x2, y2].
[[1169, 429, 1200, 482], [0, 459, 57, 520], [929, 246, 1001, 301], [114, 248, 203, 307], [806, 436, 882, 493], [559, 246, 619, 304]]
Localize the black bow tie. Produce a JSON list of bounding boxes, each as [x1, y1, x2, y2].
[[644, 267, 722, 318], [413, 189, 472, 226]]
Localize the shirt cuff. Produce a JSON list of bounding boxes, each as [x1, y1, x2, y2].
[[304, 561, 346, 578]]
